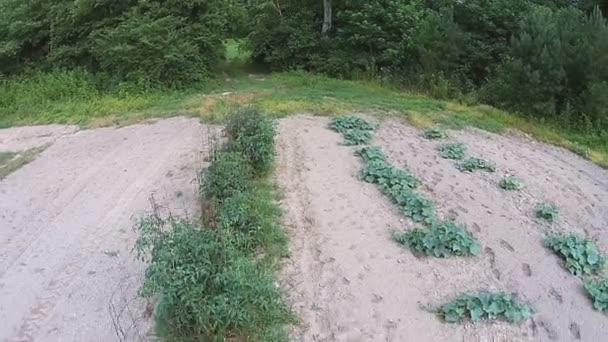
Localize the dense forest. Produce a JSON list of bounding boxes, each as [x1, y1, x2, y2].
[[1, 0, 607, 132]]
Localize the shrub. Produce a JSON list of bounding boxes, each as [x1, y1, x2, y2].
[[226, 107, 276, 174], [134, 217, 289, 340], [499, 176, 525, 190], [423, 128, 448, 139], [437, 142, 467, 160], [535, 203, 559, 222], [201, 151, 253, 200], [544, 233, 604, 276], [440, 292, 534, 323], [584, 278, 608, 312], [393, 221, 480, 257], [457, 157, 497, 172]]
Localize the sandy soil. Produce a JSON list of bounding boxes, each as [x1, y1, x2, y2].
[[276, 116, 608, 342], [0, 117, 210, 342]]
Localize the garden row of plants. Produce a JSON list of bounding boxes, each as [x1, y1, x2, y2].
[[423, 126, 608, 315], [330, 116, 534, 323], [134, 107, 291, 341], [332, 116, 608, 324]]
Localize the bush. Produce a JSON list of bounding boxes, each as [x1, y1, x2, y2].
[[135, 217, 289, 340], [440, 292, 534, 323], [201, 152, 253, 200], [226, 107, 276, 174], [393, 221, 480, 257], [544, 233, 604, 276]]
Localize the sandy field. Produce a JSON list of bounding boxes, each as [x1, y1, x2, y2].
[[0, 118, 209, 341], [276, 116, 608, 342]]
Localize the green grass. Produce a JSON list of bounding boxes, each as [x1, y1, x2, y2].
[[1, 67, 607, 167]]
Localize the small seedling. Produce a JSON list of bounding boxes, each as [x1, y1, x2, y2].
[[535, 203, 559, 222], [393, 221, 480, 257], [499, 176, 524, 190], [437, 143, 467, 160], [423, 128, 448, 139], [440, 292, 534, 323], [584, 278, 608, 312], [544, 233, 604, 276], [457, 157, 496, 172]]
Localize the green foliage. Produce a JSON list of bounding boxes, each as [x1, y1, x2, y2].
[[584, 278, 608, 312], [330, 116, 375, 145], [393, 221, 480, 257], [360, 159, 421, 192], [226, 107, 276, 174], [499, 176, 525, 190], [0, 0, 227, 87], [389, 190, 437, 224], [437, 142, 467, 160], [423, 128, 448, 139], [440, 292, 534, 323], [135, 217, 289, 340], [457, 157, 497, 172], [330, 116, 375, 133], [355, 146, 387, 162], [534, 203, 560, 222], [201, 151, 253, 200], [544, 233, 604, 276]]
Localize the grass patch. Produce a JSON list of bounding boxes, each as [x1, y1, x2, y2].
[[0, 146, 47, 179], [440, 292, 534, 323], [137, 107, 291, 341], [544, 233, 604, 276]]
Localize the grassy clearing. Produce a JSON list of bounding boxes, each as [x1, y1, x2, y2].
[[1, 67, 606, 167], [0, 146, 47, 179], [136, 107, 291, 341]]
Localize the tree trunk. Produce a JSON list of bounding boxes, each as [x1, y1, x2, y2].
[[322, 0, 332, 35]]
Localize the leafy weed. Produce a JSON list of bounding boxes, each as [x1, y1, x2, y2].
[[437, 142, 467, 160], [392, 221, 480, 257], [225, 106, 275, 174], [535, 203, 559, 222], [544, 233, 604, 276], [440, 292, 534, 323], [457, 157, 496, 172], [584, 278, 608, 312], [499, 176, 524, 190]]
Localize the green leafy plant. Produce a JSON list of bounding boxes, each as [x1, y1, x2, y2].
[[201, 151, 253, 200], [535, 203, 559, 222], [355, 146, 386, 162], [423, 128, 448, 139], [499, 176, 524, 190], [392, 221, 480, 257], [440, 292, 534, 323], [225, 107, 275, 174], [544, 233, 604, 276], [584, 278, 608, 312], [329, 116, 375, 133], [437, 142, 467, 160], [135, 217, 290, 340], [360, 159, 420, 193], [343, 129, 373, 145], [457, 157, 496, 172], [389, 189, 437, 224]]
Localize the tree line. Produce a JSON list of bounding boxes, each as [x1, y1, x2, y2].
[[1, 0, 607, 132]]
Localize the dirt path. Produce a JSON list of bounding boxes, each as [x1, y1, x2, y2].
[[0, 117, 210, 341], [276, 116, 608, 342]]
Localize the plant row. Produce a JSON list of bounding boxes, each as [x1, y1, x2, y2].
[[425, 126, 608, 314], [135, 107, 291, 341]]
